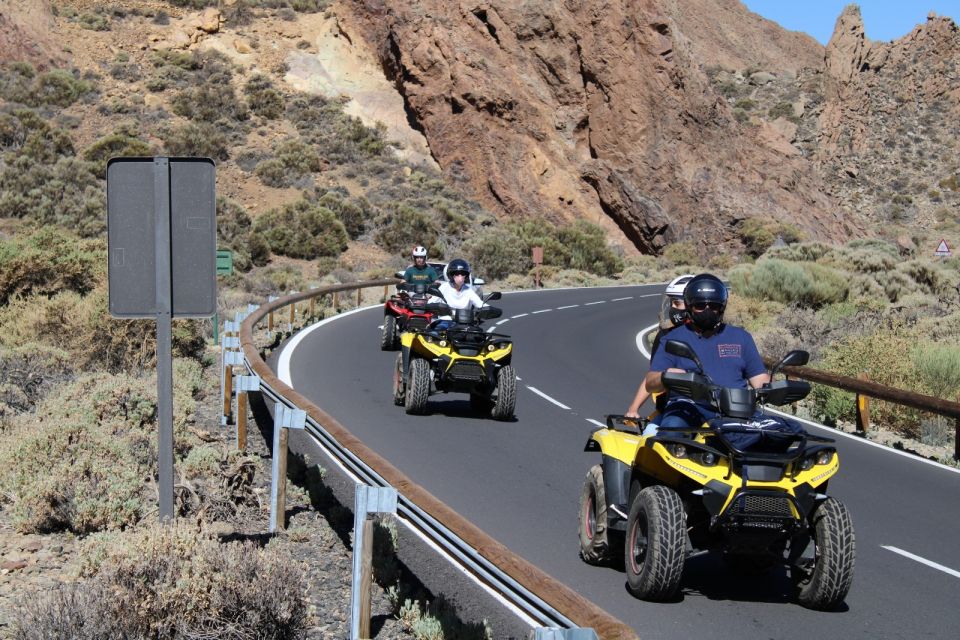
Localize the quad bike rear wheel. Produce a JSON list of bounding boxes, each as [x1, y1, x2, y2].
[[405, 358, 430, 415], [490, 365, 516, 421], [381, 315, 398, 351], [392, 354, 405, 406], [792, 497, 855, 611], [578, 465, 621, 566], [625, 485, 686, 601]]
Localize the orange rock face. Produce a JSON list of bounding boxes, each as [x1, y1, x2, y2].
[[347, 0, 853, 255]]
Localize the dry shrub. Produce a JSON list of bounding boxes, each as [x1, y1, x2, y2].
[[0, 227, 105, 305], [0, 285, 206, 372], [15, 523, 308, 639], [0, 361, 203, 533], [0, 343, 75, 416]]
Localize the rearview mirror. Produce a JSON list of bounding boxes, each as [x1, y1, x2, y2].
[[771, 349, 809, 377], [485, 291, 502, 301], [664, 339, 695, 360], [394, 270, 405, 279]]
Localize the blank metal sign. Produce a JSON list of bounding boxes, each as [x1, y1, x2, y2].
[[107, 157, 216, 318]]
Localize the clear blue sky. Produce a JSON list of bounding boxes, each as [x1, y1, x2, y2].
[[742, 1, 960, 44]]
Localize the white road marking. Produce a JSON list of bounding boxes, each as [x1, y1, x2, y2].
[[556, 304, 579, 309], [279, 304, 378, 386], [495, 319, 510, 325], [585, 300, 605, 306], [638, 293, 660, 298], [635, 323, 659, 360], [882, 546, 960, 579], [586, 418, 605, 427], [511, 313, 529, 318], [532, 309, 552, 314], [611, 296, 633, 301], [527, 386, 571, 410]]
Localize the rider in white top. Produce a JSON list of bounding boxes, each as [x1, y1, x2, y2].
[[434, 258, 483, 319]]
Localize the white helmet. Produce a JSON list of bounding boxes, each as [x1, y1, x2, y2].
[[665, 274, 695, 298], [412, 245, 427, 258], [661, 274, 696, 327]]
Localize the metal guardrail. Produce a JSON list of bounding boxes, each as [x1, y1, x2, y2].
[[234, 280, 638, 640], [765, 358, 960, 460]]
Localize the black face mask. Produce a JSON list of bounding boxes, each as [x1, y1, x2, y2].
[[690, 308, 722, 331], [669, 309, 687, 326]]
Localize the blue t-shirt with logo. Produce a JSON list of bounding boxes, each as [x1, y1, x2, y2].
[[650, 323, 766, 390]]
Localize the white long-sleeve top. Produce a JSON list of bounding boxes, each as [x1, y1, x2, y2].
[[435, 281, 483, 315]]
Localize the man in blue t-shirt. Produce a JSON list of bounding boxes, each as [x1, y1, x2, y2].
[[642, 273, 770, 437]]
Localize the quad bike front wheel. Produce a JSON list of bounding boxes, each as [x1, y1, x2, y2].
[[405, 358, 431, 415], [381, 315, 398, 351], [792, 497, 855, 611], [625, 485, 686, 601], [490, 365, 517, 421], [392, 354, 405, 406], [578, 465, 621, 566]]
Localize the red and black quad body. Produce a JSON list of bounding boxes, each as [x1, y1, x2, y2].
[[380, 283, 434, 350]]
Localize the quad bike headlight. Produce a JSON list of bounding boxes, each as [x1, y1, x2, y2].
[[816, 450, 833, 465], [439, 340, 447, 347], [696, 451, 718, 466], [666, 443, 688, 459], [800, 450, 833, 471], [487, 343, 497, 352]]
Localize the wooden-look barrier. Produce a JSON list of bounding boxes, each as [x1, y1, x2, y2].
[[765, 357, 960, 460], [238, 280, 639, 640]]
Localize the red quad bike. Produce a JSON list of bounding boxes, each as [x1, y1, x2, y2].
[[381, 282, 435, 350]]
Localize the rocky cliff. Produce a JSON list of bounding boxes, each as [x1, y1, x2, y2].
[[345, 0, 853, 256], [0, 0, 63, 69]]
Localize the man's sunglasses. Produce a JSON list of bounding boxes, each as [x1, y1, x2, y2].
[[691, 301, 723, 312]]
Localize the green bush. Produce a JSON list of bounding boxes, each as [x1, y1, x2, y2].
[[253, 199, 348, 259], [462, 227, 528, 279], [662, 241, 701, 267], [248, 231, 272, 266], [912, 342, 960, 401], [255, 138, 322, 187], [0, 156, 105, 236], [82, 130, 153, 178], [244, 73, 285, 119], [0, 68, 96, 107], [287, 94, 387, 164], [171, 73, 248, 122], [161, 121, 230, 160], [556, 221, 624, 276], [737, 259, 848, 307], [306, 189, 374, 239], [374, 203, 439, 254], [0, 227, 104, 304], [15, 523, 308, 638]]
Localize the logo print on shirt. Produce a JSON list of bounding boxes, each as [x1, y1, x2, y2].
[[718, 344, 741, 358]]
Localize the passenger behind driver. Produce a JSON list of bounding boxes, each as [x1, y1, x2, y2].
[[641, 273, 771, 438], [431, 258, 483, 330], [625, 274, 695, 419]]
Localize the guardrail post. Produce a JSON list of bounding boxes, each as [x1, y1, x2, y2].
[[220, 332, 240, 425], [233, 375, 260, 451], [350, 485, 398, 640], [333, 291, 339, 311], [357, 287, 362, 307], [270, 403, 306, 532], [955, 418, 959, 461], [383, 284, 388, 302], [855, 372, 870, 433], [267, 294, 278, 332], [528, 630, 599, 640]]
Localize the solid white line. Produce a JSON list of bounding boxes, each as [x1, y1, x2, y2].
[[526, 386, 571, 410], [635, 323, 659, 360], [531, 309, 552, 314], [586, 418, 605, 427], [278, 304, 379, 386], [611, 296, 633, 301], [495, 319, 510, 325], [585, 300, 605, 306], [511, 313, 529, 319], [556, 304, 579, 309], [882, 546, 960, 579]]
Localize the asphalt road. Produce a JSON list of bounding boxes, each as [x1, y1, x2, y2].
[[279, 285, 960, 640]]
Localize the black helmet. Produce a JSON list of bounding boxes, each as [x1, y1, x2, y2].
[[447, 258, 471, 278], [683, 273, 728, 331]]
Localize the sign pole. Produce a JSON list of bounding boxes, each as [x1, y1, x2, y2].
[[154, 158, 174, 521]]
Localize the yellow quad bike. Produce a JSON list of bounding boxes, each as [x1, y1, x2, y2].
[[579, 339, 855, 610], [392, 291, 516, 420]]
